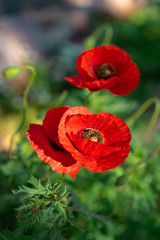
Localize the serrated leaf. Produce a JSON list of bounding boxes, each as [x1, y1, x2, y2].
[[27, 175, 40, 188], [16, 202, 33, 211], [58, 187, 69, 202], [56, 203, 67, 221], [13, 185, 45, 199], [15, 221, 32, 236]]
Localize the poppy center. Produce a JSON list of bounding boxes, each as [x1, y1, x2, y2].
[[82, 128, 104, 144], [97, 63, 116, 79]]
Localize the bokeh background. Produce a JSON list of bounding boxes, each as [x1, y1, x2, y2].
[[0, 0, 160, 239]]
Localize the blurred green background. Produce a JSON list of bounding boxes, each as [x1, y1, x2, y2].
[[0, 0, 160, 239]]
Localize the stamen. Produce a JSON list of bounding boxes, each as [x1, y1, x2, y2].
[[90, 136, 98, 142], [82, 128, 104, 144], [97, 63, 116, 79]]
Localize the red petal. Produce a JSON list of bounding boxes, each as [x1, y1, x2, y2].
[[65, 113, 131, 145], [65, 75, 109, 92], [70, 133, 121, 156], [26, 124, 81, 178], [79, 77, 115, 92], [59, 111, 131, 172], [106, 62, 140, 95], [65, 45, 140, 95], [64, 75, 88, 89], [77, 45, 131, 78], [42, 106, 70, 143], [58, 106, 92, 156]]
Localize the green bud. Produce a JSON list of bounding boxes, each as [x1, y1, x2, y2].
[[3, 66, 21, 79]]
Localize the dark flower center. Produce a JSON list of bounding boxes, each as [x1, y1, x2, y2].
[[97, 63, 116, 79], [82, 128, 104, 144], [50, 141, 64, 152]]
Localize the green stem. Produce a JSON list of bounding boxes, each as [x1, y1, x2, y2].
[[142, 98, 160, 142], [9, 66, 36, 158], [129, 97, 159, 123], [60, 173, 65, 183], [20, 66, 36, 109], [83, 92, 92, 106], [128, 97, 160, 142], [42, 169, 51, 182]]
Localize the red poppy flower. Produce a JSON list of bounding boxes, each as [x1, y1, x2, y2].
[[65, 45, 140, 95], [26, 106, 82, 179], [27, 106, 131, 178]]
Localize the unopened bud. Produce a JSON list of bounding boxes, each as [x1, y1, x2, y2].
[[3, 66, 21, 79]]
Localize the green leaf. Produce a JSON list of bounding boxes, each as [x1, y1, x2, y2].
[[28, 176, 45, 194], [58, 187, 69, 202], [56, 203, 67, 221], [13, 185, 45, 199]]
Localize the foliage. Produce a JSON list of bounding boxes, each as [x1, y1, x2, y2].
[[0, 175, 109, 240], [0, 1, 160, 239]]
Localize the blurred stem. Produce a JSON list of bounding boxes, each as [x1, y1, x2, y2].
[[142, 98, 160, 142], [83, 92, 92, 106], [84, 23, 113, 49], [42, 172, 65, 190], [47, 90, 68, 109], [100, 24, 113, 45], [42, 168, 51, 182], [128, 97, 160, 142], [9, 66, 36, 158]]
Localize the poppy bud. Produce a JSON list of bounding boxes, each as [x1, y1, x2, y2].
[[3, 66, 21, 79]]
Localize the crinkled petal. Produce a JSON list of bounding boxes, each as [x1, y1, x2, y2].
[[79, 76, 117, 92], [70, 133, 121, 157], [27, 124, 81, 178], [65, 45, 140, 95], [64, 75, 89, 89], [77, 45, 131, 78], [58, 106, 92, 161], [106, 62, 140, 95], [42, 106, 70, 143], [58, 110, 131, 172]]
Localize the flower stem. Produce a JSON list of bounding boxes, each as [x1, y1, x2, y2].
[[142, 98, 160, 142], [21, 66, 36, 110], [42, 169, 51, 181], [9, 66, 36, 158], [128, 97, 160, 142], [83, 92, 92, 106]]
